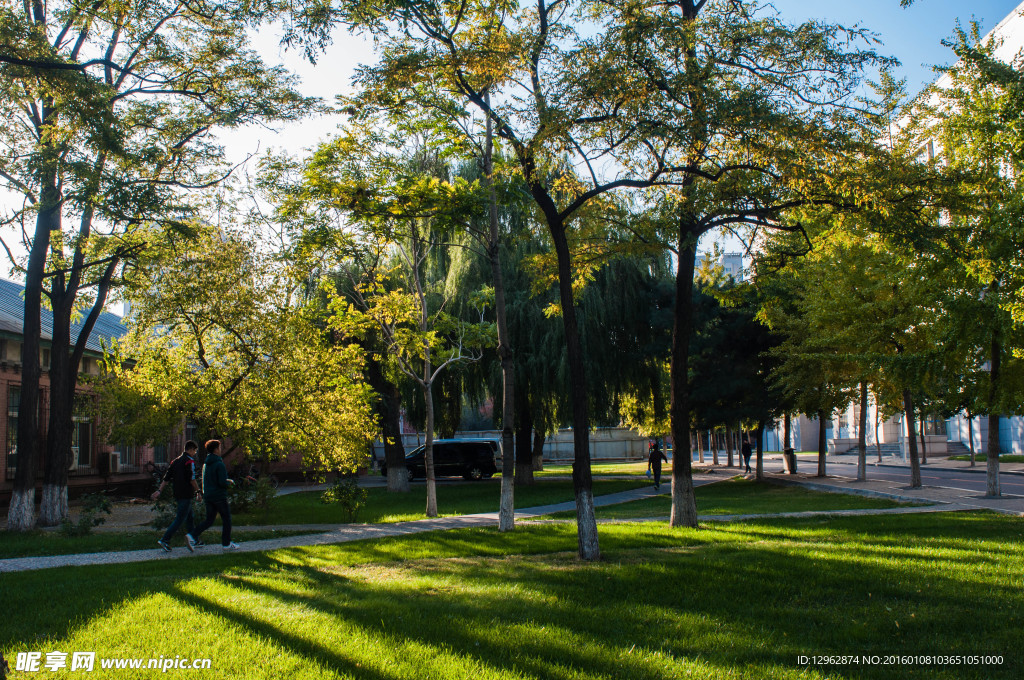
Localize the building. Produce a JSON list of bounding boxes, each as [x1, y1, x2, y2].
[[0, 279, 163, 502], [695, 252, 745, 281], [756, 5, 1024, 457]]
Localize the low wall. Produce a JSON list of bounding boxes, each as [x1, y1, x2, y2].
[[371, 428, 650, 464]]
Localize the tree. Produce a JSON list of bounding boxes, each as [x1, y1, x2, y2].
[[918, 25, 1024, 496], [302, 133, 494, 518], [319, 0, 894, 553], [1, 0, 310, 529], [98, 225, 377, 476]]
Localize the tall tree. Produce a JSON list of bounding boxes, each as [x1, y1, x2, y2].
[[919, 25, 1024, 496], [0, 0, 310, 528]]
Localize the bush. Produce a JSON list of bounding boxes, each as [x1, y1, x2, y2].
[[60, 492, 113, 537], [150, 496, 205, 530], [228, 476, 278, 515], [320, 476, 368, 522]]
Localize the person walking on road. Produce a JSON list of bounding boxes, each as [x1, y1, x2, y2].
[[152, 441, 202, 552], [186, 439, 239, 552], [647, 439, 669, 491], [741, 436, 753, 474]]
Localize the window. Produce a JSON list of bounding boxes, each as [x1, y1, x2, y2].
[[185, 421, 198, 447], [118, 443, 139, 473], [922, 416, 947, 437], [153, 442, 169, 465], [71, 396, 93, 469], [6, 385, 18, 471]]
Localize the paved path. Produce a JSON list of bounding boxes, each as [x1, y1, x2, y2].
[[0, 480, 719, 573], [6, 463, 1017, 574]]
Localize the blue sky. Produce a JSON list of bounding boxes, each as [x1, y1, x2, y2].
[[773, 0, 1024, 94], [237, 0, 1024, 162]]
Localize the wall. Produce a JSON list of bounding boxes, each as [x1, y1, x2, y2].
[[371, 427, 650, 464]]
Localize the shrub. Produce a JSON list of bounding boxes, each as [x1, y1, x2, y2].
[[228, 476, 277, 515], [60, 492, 113, 537], [320, 476, 368, 522], [150, 496, 205, 530]]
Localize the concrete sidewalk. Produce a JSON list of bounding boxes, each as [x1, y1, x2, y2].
[[762, 470, 1024, 516], [5, 465, 1018, 574], [749, 451, 1024, 476], [0, 479, 721, 573]]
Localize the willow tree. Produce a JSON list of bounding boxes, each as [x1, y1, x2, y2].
[[301, 132, 494, 518], [0, 0, 310, 528]]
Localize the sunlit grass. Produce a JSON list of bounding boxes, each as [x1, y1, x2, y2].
[[537, 478, 923, 521], [235, 479, 647, 525], [949, 453, 1024, 463], [1, 512, 1020, 679]]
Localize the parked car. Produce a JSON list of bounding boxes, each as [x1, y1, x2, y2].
[[381, 439, 499, 481]]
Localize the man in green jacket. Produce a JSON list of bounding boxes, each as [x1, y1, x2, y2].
[[186, 439, 239, 552]]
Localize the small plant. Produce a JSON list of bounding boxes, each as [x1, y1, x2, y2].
[[60, 491, 113, 537], [320, 476, 368, 522], [229, 476, 277, 515], [150, 496, 205, 530]]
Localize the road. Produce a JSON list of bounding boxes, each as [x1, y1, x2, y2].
[[758, 457, 1024, 497]]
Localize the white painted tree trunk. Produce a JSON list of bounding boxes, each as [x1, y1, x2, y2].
[[6, 489, 35, 531], [386, 466, 410, 493], [575, 486, 600, 559], [39, 484, 68, 526]]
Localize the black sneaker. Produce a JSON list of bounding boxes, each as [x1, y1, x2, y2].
[[157, 539, 172, 553], [193, 539, 205, 548]]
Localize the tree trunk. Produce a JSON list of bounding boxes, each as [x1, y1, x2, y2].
[[783, 412, 792, 450], [365, 348, 408, 492], [514, 398, 534, 485], [967, 412, 975, 466], [919, 413, 928, 465], [669, 229, 698, 528], [755, 420, 764, 480], [9, 138, 59, 531], [874, 394, 882, 463], [817, 409, 827, 477], [726, 424, 734, 467], [712, 430, 719, 465], [423, 382, 438, 517], [857, 381, 867, 482], [903, 389, 922, 488], [531, 430, 545, 471], [697, 430, 704, 463], [548, 221, 598, 559], [986, 328, 1001, 497], [484, 100, 516, 532]]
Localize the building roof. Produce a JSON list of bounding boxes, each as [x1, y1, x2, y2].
[[0, 278, 127, 355]]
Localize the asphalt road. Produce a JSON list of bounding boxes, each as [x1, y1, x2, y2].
[[761, 457, 1024, 497]]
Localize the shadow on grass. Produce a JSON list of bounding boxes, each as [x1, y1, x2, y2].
[[169, 581, 402, 680], [2, 513, 1021, 679]]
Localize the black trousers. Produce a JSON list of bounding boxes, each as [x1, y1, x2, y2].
[[190, 499, 232, 547]]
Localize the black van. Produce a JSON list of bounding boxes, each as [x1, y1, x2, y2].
[[381, 439, 499, 481]]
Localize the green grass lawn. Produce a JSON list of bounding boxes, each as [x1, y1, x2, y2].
[[0, 528, 319, 559], [235, 478, 647, 525], [539, 478, 920, 521], [949, 453, 1024, 463], [1, 512, 1020, 679]]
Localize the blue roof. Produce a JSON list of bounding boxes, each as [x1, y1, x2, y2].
[[0, 278, 127, 355]]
